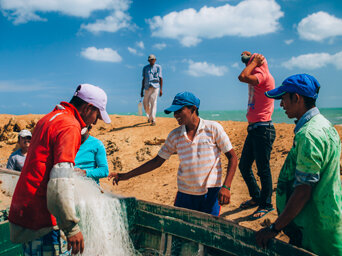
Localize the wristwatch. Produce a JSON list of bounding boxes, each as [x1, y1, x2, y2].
[[269, 223, 280, 234]]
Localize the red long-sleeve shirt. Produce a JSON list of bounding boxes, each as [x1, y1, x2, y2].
[[9, 102, 86, 230]]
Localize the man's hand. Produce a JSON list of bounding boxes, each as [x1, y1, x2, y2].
[[159, 89, 163, 97], [108, 172, 127, 185], [255, 227, 277, 249], [241, 51, 251, 56], [67, 231, 84, 255], [218, 187, 231, 205], [251, 53, 265, 67]]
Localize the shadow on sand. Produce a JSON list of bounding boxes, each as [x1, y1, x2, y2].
[[110, 122, 151, 132], [220, 207, 256, 223]]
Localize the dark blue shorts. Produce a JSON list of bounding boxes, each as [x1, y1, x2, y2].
[[174, 187, 221, 216]]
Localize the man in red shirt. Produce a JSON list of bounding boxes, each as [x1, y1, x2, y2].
[[9, 83, 111, 255], [238, 52, 276, 220]]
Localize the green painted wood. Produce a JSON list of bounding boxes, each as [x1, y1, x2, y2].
[[0, 198, 318, 256], [132, 226, 162, 254], [118, 197, 137, 233], [0, 221, 24, 256], [134, 200, 316, 256]]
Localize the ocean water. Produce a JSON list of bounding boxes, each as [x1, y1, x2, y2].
[[120, 108, 342, 125]]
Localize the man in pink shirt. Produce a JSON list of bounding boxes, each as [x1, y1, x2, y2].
[[238, 51, 276, 219]]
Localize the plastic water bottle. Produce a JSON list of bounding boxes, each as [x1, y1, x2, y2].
[[138, 98, 143, 116]]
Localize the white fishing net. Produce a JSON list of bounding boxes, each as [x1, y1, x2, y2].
[[73, 175, 137, 256], [0, 171, 137, 256]]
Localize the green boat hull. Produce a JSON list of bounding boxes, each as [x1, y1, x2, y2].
[[0, 197, 316, 256]]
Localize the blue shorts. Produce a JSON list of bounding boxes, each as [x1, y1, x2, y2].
[[23, 230, 70, 256], [174, 187, 221, 216]]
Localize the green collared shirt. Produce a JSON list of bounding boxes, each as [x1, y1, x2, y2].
[[277, 112, 342, 256]]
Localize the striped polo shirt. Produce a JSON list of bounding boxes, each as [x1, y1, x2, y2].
[[158, 118, 233, 195]]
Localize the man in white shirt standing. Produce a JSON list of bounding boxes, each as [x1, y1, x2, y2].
[[109, 92, 237, 216], [141, 54, 163, 126]]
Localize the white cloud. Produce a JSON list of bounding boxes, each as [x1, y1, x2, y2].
[[231, 62, 240, 68], [187, 60, 228, 77], [153, 43, 167, 50], [128, 47, 137, 54], [0, 0, 133, 33], [136, 41, 144, 49], [297, 11, 342, 41], [147, 0, 283, 47], [181, 37, 202, 47], [282, 51, 342, 70], [127, 47, 143, 56], [81, 47, 122, 63], [81, 10, 132, 34], [284, 39, 294, 45]]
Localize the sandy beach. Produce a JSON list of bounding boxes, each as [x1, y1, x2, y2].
[[1, 113, 341, 243]]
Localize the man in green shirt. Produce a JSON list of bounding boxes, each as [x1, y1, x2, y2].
[[256, 74, 342, 256]]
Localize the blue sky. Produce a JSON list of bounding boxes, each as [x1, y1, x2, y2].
[[0, 0, 342, 115]]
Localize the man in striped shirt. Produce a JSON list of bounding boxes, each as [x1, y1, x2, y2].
[[109, 92, 237, 216]]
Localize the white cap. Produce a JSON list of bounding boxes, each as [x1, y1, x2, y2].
[[19, 129, 32, 138], [148, 54, 156, 60], [74, 84, 111, 124]]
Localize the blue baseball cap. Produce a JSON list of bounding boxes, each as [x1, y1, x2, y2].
[[164, 92, 200, 114], [265, 74, 320, 100]]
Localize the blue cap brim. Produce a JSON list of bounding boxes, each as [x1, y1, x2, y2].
[[164, 104, 184, 114], [265, 86, 287, 100]]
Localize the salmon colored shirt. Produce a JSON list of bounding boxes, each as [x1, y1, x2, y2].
[[9, 102, 86, 230], [246, 54, 275, 123]]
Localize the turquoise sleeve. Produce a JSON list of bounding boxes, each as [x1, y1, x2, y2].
[[85, 142, 109, 180]]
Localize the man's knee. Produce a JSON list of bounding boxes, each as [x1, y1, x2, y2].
[[255, 157, 271, 175]]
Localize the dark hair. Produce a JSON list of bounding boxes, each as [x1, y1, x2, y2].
[[303, 96, 316, 109], [289, 93, 316, 109], [69, 96, 88, 109], [185, 105, 199, 116], [18, 136, 31, 143]]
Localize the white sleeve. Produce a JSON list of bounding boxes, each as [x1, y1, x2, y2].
[[214, 122, 233, 153], [158, 132, 176, 160], [47, 162, 80, 237]]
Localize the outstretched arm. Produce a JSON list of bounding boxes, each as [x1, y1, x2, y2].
[[109, 155, 166, 185], [218, 149, 238, 205]]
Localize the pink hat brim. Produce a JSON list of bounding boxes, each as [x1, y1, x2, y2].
[[100, 109, 111, 123]]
